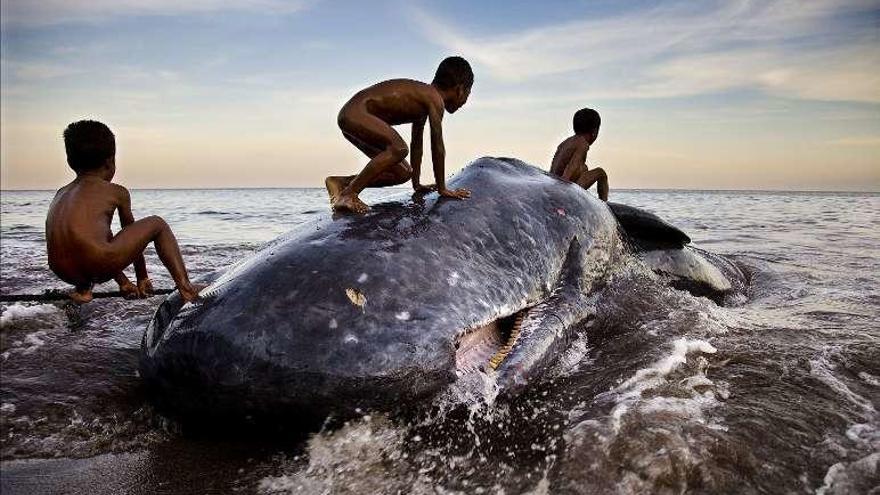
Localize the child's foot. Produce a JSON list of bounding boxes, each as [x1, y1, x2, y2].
[[332, 193, 370, 214], [325, 177, 346, 204], [179, 283, 206, 303], [69, 288, 93, 304]]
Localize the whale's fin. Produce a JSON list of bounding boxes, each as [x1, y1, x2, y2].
[[608, 202, 691, 251]]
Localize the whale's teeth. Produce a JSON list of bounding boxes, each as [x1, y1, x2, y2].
[[488, 311, 526, 370]]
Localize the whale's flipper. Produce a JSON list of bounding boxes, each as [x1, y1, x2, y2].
[[608, 202, 691, 250]]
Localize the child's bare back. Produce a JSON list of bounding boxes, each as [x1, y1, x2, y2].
[[47, 177, 132, 285], [549, 108, 609, 201], [46, 120, 203, 303], [550, 135, 589, 178], [325, 56, 474, 214]]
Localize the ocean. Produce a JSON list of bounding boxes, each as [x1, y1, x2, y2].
[[1, 187, 878, 494]]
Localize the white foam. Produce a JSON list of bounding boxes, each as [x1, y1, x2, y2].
[[845, 422, 880, 449], [810, 349, 877, 415], [2, 330, 50, 360], [816, 452, 879, 495], [257, 415, 437, 494], [598, 338, 719, 433], [616, 339, 716, 391], [858, 371, 879, 387], [0, 303, 61, 328]]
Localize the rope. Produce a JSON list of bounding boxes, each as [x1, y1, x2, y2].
[[0, 288, 175, 303]]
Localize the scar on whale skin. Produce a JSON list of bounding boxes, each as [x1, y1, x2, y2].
[[346, 288, 366, 309]]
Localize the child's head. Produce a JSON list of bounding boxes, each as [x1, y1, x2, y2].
[[573, 108, 601, 143], [432, 56, 474, 113], [63, 120, 116, 176]]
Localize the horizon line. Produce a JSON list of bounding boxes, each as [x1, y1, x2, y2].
[[2, 186, 878, 194]]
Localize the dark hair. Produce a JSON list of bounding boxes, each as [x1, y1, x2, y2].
[[432, 56, 474, 90], [63, 120, 115, 172], [573, 108, 600, 135]]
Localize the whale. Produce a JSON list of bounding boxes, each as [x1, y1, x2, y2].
[[140, 157, 745, 420]]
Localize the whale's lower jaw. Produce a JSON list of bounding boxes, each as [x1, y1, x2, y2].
[[451, 237, 602, 394]]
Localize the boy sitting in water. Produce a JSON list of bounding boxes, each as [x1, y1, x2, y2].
[[325, 56, 474, 214], [46, 120, 204, 303], [550, 108, 609, 201]]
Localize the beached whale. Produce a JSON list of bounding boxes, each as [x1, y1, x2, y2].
[[140, 157, 745, 419]]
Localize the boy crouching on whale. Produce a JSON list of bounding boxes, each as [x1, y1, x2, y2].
[[46, 120, 204, 303], [550, 108, 609, 201], [325, 56, 474, 214]]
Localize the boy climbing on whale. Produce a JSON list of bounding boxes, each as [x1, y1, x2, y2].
[[550, 108, 609, 201], [46, 120, 204, 303], [325, 56, 474, 213]]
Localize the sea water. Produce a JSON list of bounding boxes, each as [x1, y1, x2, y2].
[[1, 188, 878, 494]]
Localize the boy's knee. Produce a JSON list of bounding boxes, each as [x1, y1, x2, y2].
[[145, 215, 169, 232], [389, 143, 408, 161], [596, 167, 607, 179]]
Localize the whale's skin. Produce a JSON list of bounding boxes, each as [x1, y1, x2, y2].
[[141, 157, 622, 418], [140, 157, 744, 419]]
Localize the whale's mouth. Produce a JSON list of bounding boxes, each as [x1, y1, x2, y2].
[[454, 308, 529, 374]]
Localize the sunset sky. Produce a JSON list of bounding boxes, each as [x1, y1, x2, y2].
[[2, 0, 878, 190]]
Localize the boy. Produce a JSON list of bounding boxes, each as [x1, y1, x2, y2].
[[325, 56, 474, 214], [550, 108, 609, 201], [46, 120, 204, 303]]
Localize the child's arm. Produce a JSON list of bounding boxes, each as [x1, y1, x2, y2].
[[115, 186, 152, 294], [428, 105, 470, 199], [562, 142, 589, 181], [410, 118, 434, 192]]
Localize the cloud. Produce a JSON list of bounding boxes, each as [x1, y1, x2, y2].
[[0, 60, 83, 80], [412, 0, 880, 103], [827, 136, 880, 147], [1, 0, 312, 25], [634, 41, 880, 103]]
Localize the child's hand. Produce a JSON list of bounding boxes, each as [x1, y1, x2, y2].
[[118, 280, 140, 299], [413, 183, 437, 194], [439, 187, 471, 199], [137, 278, 154, 297]]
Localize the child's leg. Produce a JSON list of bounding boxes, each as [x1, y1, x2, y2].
[[106, 216, 203, 301], [331, 112, 410, 213], [325, 134, 411, 203], [577, 168, 609, 201], [70, 282, 94, 304]]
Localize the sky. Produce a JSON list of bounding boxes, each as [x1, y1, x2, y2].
[[1, 0, 878, 191]]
